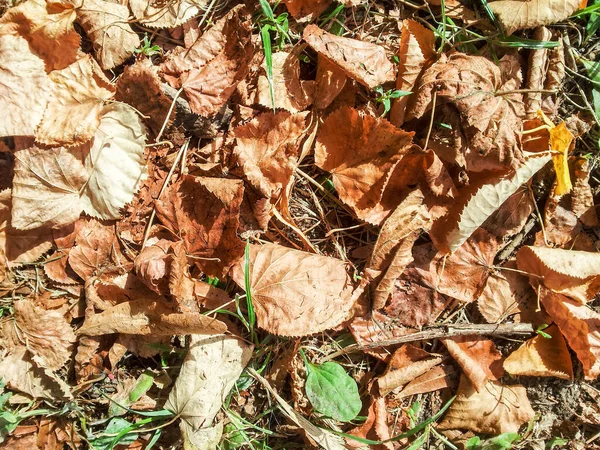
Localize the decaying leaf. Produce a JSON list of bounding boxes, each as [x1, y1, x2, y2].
[[303, 24, 395, 89], [397, 364, 455, 399], [134, 239, 173, 295], [129, 0, 204, 28], [439, 376, 535, 434], [230, 243, 355, 336], [490, 0, 580, 34], [504, 324, 573, 379], [346, 396, 392, 449]]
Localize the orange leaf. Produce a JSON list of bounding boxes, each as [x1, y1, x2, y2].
[[549, 121, 574, 195], [397, 364, 455, 398]]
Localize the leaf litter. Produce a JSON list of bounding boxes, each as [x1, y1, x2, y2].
[[0, 0, 600, 449]]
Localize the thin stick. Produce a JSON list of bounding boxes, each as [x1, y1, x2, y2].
[[155, 86, 184, 143], [423, 90, 438, 150]]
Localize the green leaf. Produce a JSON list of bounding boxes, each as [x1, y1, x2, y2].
[[466, 436, 482, 449], [89, 418, 138, 450], [547, 437, 569, 449], [305, 361, 362, 422], [129, 372, 154, 403], [259, 0, 274, 20]]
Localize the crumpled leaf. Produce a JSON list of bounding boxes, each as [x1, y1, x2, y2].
[[490, 0, 580, 34], [315, 106, 416, 224], [233, 111, 308, 201], [303, 24, 395, 89], [0, 0, 79, 71], [389, 19, 436, 126], [397, 364, 455, 399], [9, 299, 76, 370], [77, 298, 228, 336], [134, 239, 173, 295], [155, 175, 245, 278], [444, 155, 551, 253], [407, 53, 525, 172], [36, 55, 115, 147], [230, 243, 355, 336], [438, 376, 535, 434], [516, 246, 600, 303], [74, 0, 140, 70], [129, 0, 205, 28], [346, 397, 392, 449], [503, 324, 573, 379], [441, 336, 504, 392], [313, 54, 347, 110], [80, 102, 148, 220], [165, 334, 252, 432], [0, 34, 52, 137], [539, 286, 600, 380]]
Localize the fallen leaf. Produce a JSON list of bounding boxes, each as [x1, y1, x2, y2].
[[303, 24, 395, 89], [438, 376, 535, 434], [389, 19, 436, 126], [315, 106, 416, 224], [503, 324, 573, 379], [129, 0, 204, 28], [543, 115, 574, 196], [407, 53, 525, 172], [524, 27, 553, 117], [482, 186, 534, 240], [77, 298, 228, 336], [0, 34, 51, 137], [74, 0, 140, 70], [36, 55, 115, 147], [313, 54, 347, 110], [397, 364, 455, 398], [490, 0, 580, 34], [283, 0, 330, 20], [233, 111, 308, 201], [0, 0, 79, 70], [366, 189, 431, 309], [134, 239, 173, 295], [441, 336, 504, 392], [516, 246, 600, 303], [346, 396, 393, 449], [230, 243, 355, 336], [540, 286, 600, 380], [155, 175, 245, 277]]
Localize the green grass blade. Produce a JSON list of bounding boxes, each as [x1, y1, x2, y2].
[[244, 240, 257, 344], [260, 25, 276, 112]]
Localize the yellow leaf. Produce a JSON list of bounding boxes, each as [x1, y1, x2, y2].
[[549, 121, 574, 195]]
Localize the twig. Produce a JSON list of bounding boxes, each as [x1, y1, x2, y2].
[[497, 215, 537, 262]]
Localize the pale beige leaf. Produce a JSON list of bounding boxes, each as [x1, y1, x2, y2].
[[303, 24, 395, 89], [490, 0, 580, 34], [77, 298, 228, 336], [165, 335, 252, 429], [11, 145, 87, 230], [230, 243, 355, 336], [504, 324, 573, 379], [439, 376, 535, 434], [129, 0, 204, 28], [0, 34, 51, 137], [446, 155, 551, 252], [525, 27, 552, 117], [516, 246, 600, 303], [74, 0, 140, 70], [80, 102, 148, 220]]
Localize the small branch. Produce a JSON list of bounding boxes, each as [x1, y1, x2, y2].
[[495, 89, 557, 96]]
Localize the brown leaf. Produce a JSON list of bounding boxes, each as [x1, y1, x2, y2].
[[397, 364, 455, 398], [482, 186, 534, 240], [315, 106, 416, 224], [441, 336, 504, 392], [0, 34, 52, 137], [348, 311, 414, 361], [504, 324, 573, 379], [346, 397, 392, 449], [155, 175, 245, 277], [77, 298, 227, 336], [74, 0, 140, 70], [366, 189, 431, 309], [407, 53, 525, 172], [230, 243, 355, 336], [540, 286, 600, 380], [490, 0, 580, 34], [439, 376, 535, 434], [389, 19, 436, 126], [35, 55, 115, 146], [516, 246, 600, 303], [134, 239, 174, 295], [129, 0, 203, 28], [0, 0, 79, 70], [233, 111, 308, 201], [10, 299, 76, 370], [303, 24, 395, 89], [313, 54, 347, 110], [524, 27, 553, 117], [283, 0, 331, 20]]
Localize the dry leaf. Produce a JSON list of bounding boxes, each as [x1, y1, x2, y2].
[[155, 175, 245, 277], [504, 324, 573, 379], [134, 239, 173, 295], [516, 246, 600, 303], [74, 0, 140, 70], [366, 189, 431, 309], [10, 298, 76, 370], [490, 0, 580, 34], [313, 54, 347, 110], [439, 376, 535, 434], [283, 0, 330, 20], [441, 336, 504, 392], [77, 298, 228, 336], [36, 55, 115, 147], [482, 186, 534, 240], [346, 397, 392, 449], [0, 34, 51, 137], [303, 24, 395, 89], [397, 364, 455, 398], [230, 243, 355, 336], [233, 111, 308, 201], [389, 19, 436, 126], [407, 53, 525, 172], [540, 287, 600, 380], [129, 0, 204, 28], [524, 27, 552, 117], [315, 106, 416, 224]]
